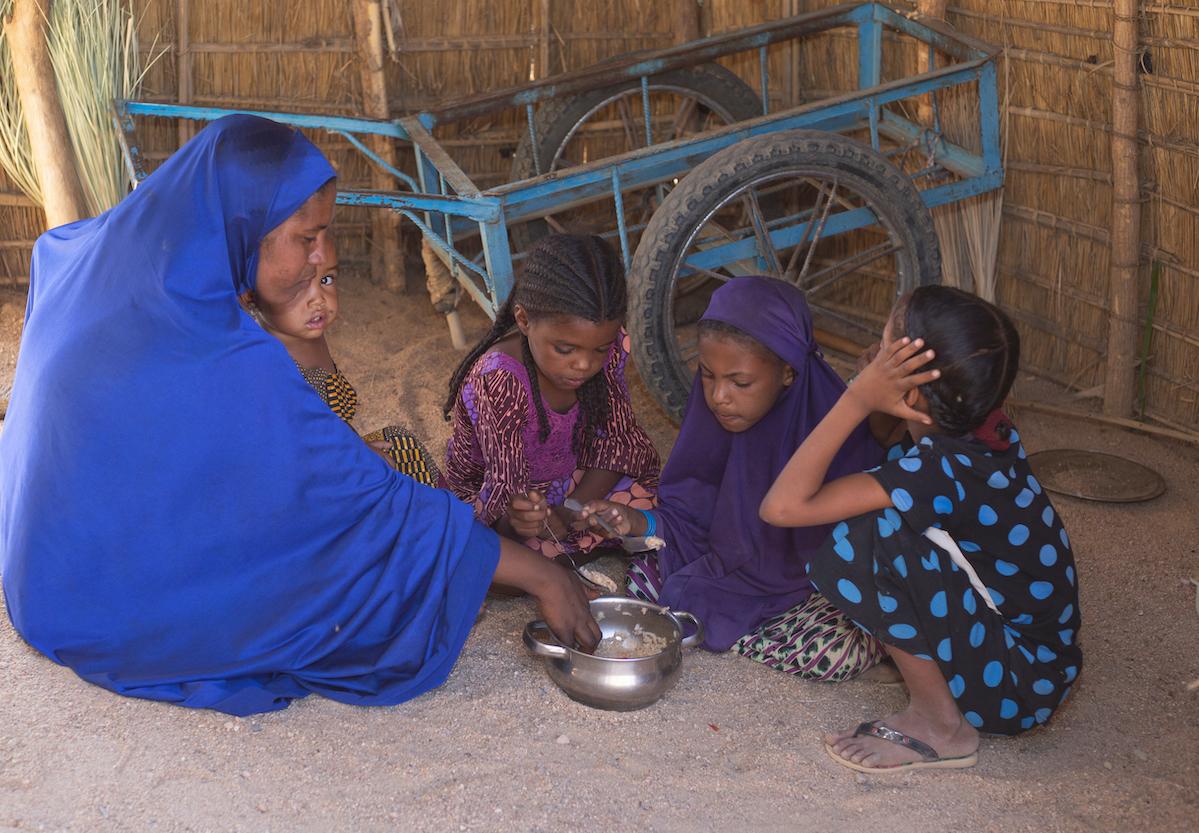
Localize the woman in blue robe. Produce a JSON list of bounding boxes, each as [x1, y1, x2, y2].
[[0, 115, 598, 716]]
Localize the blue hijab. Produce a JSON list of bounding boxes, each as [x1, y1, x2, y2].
[[0, 116, 498, 715]]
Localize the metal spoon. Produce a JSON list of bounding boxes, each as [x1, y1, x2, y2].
[[562, 497, 621, 538]]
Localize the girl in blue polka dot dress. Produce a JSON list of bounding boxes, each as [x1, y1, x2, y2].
[[761, 286, 1081, 774]]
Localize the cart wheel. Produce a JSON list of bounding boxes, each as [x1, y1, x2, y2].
[[629, 129, 942, 422], [508, 64, 760, 254]]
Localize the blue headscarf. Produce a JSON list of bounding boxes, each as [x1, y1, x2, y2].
[[0, 115, 498, 715]]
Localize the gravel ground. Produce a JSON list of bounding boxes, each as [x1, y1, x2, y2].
[[1, 277, 1197, 833]]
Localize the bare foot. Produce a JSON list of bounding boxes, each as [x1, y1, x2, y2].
[[824, 708, 979, 770]]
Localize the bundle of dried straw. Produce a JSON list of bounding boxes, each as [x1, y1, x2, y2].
[[0, 0, 157, 216]]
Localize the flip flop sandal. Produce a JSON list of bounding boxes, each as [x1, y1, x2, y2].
[[824, 720, 978, 774]]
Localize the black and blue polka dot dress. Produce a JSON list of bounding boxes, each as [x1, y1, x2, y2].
[[808, 426, 1082, 735]]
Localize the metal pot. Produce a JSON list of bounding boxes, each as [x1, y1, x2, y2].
[[523, 597, 703, 711]]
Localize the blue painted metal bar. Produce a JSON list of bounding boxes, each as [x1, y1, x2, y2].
[[438, 172, 456, 276], [857, 15, 882, 90], [870, 2, 995, 62], [492, 62, 986, 225], [977, 59, 1003, 175], [495, 107, 867, 225], [919, 172, 1004, 207], [479, 217, 515, 314], [401, 209, 496, 316], [876, 110, 986, 178], [759, 46, 770, 115], [332, 129, 420, 191], [393, 209, 490, 283], [119, 100, 412, 139], [111, 102, 149, 184], [611, 168, 632, 271], [426, 3, 864, 125], [640, 76, 653, 147], [334, 189, 501, 223], [526, 104, 542, 176]]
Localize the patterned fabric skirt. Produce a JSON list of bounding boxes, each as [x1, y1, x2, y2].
[[361, 425, 442, 487], [627, 552, 885, 682], [523, 469, 656, 559]]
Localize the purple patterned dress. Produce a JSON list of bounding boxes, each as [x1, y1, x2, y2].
[[444, 330, 659, 557]]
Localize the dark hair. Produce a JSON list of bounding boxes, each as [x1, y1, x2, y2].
[[896, 285, 1020, 436], [696, 319, 783, 365], [443, 234, 627, 453]]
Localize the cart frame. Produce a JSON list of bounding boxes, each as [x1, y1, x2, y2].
[[115, 1, 1002, 320]]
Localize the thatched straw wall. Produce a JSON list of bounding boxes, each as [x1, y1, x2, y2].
[[0, 0, 1195, 430]]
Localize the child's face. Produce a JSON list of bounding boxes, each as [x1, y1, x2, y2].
[[517, 309, 622, 394], [255, 234, 339, 341], [697, 335, 794, 433]]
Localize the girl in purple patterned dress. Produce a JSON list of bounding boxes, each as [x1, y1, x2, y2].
[[442, 234, 659, 559]]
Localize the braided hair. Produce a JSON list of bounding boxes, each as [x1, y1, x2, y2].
[[443, 234, 628, 454], [896, 286, 1020, 437]]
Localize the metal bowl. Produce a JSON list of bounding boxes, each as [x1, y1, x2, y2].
[[523, 597, 703, 711]]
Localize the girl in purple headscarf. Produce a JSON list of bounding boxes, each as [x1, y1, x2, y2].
[[581, 276, 885, 681]]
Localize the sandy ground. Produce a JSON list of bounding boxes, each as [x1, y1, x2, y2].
[[0, 274, 1197, 833]]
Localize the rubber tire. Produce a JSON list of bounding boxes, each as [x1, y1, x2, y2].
[[508, 64, 761, 252], [629, 129, 942, 422]]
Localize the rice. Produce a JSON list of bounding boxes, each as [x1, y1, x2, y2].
[[592, 630, 669, 659]]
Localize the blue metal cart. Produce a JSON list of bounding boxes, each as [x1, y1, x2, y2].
[[116, 1, 1002, 419]]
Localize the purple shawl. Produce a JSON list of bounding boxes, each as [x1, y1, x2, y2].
[[655, 277, 881, 650]]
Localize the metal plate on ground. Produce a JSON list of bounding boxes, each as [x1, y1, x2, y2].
[[1027, 449, 1166, 503]]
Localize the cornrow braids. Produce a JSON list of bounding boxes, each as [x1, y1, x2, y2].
[[900, 285, 1021, 437], [444, 234, 628, 455], [520, 335, 551, 442]]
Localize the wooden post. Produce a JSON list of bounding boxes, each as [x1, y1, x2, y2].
[[3, 0, 88, 228], [787, 0, 801, 108], [537, 0, 550, 78], [1104, 0, 1141, 417], [175, 0, 194, 148], [352, 0, 408, 293], [916, 0, 947, 125], [674, 0, 701, 44]]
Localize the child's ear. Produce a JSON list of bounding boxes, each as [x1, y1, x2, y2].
[[782, 365, 796, 387], [904, 386, 931, 415], [513, 304, 530, 335]]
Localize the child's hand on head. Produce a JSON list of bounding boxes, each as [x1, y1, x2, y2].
[[508, 490, 550, 539], [848, 336, 940, 425], [856, 341, 881, 373]]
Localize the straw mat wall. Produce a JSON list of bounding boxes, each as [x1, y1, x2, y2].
[[0, 1, 1195, 430]]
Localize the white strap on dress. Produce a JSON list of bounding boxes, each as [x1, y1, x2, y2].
[[923, 527, 1001, 615]]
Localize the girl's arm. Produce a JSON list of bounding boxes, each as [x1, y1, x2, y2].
[[868, 412, 906, 448], [576, 498, 648, 536], [567, 469, 622, 504], [761, 337, 939, 528]]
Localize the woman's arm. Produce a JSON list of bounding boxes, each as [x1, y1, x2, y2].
[[761, 337, 939, 528], [492, 536, 601, 650]]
